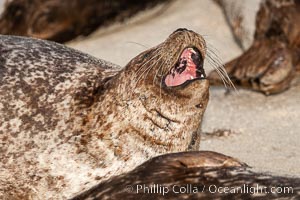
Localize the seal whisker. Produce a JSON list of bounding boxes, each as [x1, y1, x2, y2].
[[134, 53, 160, 77], [206, 48, 236, 90], [205, 52, 227, 83], [205, 43, 235, 89], [134, 61, 157, 88], [206, 48, 232, 84], [155, 57, 168, 99], [206, 55, 229, 88], [152, 55, 166, 86], [133, 53, 161, 87], [143, 61, 158, 84], [159, 58, 170, 98], [134, 48, 161, 76], [126, 41, 150, 49], [143, 50, 165, 82], [133, 47, 164, 87]]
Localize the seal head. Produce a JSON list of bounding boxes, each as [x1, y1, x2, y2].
[[78, 28, 209, 177]]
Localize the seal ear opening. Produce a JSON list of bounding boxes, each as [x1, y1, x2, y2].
[[164, 47, 205, 87]]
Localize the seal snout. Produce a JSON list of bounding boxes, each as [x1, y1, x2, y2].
[[173, 28, 189, 33], [164, 47, 206, 87]]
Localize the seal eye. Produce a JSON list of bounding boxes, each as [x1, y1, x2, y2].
[[164, 47, 205, 87]]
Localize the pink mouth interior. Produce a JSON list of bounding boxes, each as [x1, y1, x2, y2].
[[164, 48, 204, 87]]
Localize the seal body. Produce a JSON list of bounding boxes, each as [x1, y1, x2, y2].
[[71, 151, 300, 200], [0, 35, 121, 199], [209, 0, 300, 95], [0, 29, 209, 199], [0, 0, 169, 42]]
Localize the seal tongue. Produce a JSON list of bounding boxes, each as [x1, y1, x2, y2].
[[165, 48, 204, 87]]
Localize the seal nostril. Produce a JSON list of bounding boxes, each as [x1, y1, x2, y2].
[[195, 103, 203, 109]]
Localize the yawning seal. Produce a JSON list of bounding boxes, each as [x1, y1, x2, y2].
[[0, 29, 208, 199]]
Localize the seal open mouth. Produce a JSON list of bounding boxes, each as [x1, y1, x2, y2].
[[164, 47, 205, 87]]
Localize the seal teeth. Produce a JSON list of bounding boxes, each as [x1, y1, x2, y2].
[[190, 76, 194, 79]]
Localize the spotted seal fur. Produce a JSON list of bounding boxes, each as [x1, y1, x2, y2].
[[0, 29, 209, 199], [209, 0, 300, 95]]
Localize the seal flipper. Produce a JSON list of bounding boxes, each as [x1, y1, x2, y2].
[[208, 40, 295, 95], [71, 151, 300, 200], [209, 0, 300, 95]]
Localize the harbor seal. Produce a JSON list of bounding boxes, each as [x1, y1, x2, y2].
[[209, 0, 300, 95], [0, 29, 209, 199], [71, 151, 300, 200], [0, 0, 170, 42]]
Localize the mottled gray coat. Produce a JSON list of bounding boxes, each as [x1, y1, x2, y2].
[[0, 30, 209, 200], [0, 35, 120, 199]]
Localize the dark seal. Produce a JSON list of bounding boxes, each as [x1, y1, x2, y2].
[[209, 0, 300, 95], [71, 151, 300, 200], [0, 0, 169, 42]]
